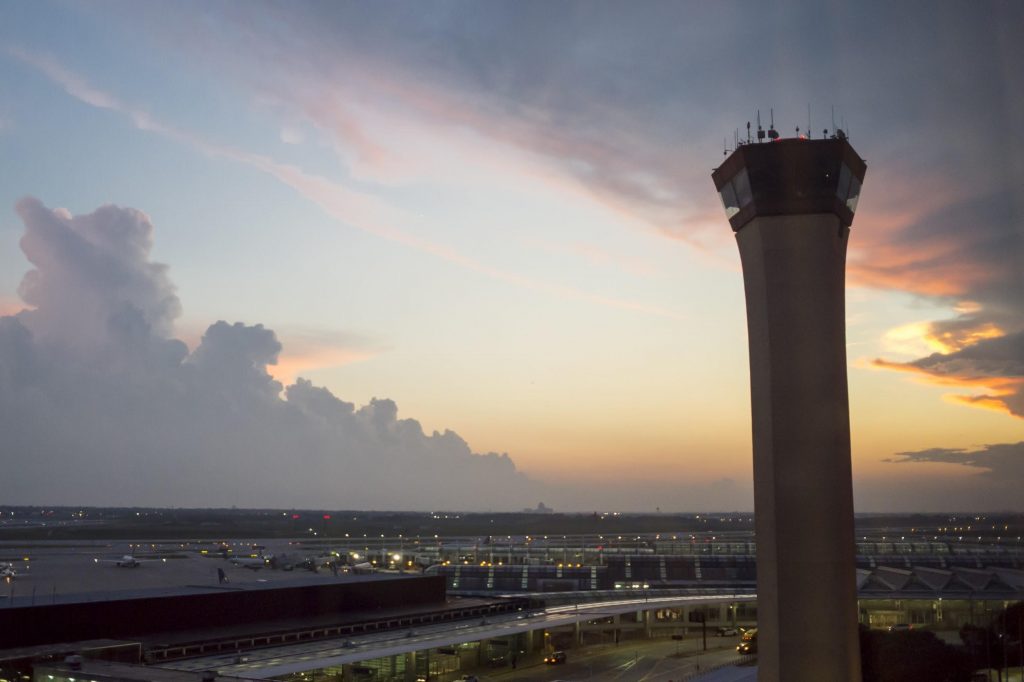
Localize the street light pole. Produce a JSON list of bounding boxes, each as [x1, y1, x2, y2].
[[700, 611, 707, 652]]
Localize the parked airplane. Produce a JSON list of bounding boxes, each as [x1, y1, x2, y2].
[[94, 555, 165, 568]]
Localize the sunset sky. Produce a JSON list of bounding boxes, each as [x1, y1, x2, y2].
[[1, 1, 1021, 511]]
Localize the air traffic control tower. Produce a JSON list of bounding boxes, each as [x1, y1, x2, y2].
[[712, 123, 865, 682]]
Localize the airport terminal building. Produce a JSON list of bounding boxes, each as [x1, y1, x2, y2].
[[2, 539, 1022, 682]]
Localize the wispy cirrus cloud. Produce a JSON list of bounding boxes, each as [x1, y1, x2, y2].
[[130, 3, 1024, 379], [8, 46, 683, 321], [110, 2, 731, 252]]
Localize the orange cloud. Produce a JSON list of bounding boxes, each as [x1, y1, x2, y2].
[[948, 391, 1023, 417], [872, 357, 1024, 418], [848, 243, 995, 298], [882, 318, 1005, 358], [845, 164, 1000, 299], [0, 295, 29, 317], [929, 321, 1004, 354], [268, 345, 376, 387]]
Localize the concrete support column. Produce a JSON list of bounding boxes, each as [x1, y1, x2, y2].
[[403, 652, 417, 682], [643, 610, 652, 638]]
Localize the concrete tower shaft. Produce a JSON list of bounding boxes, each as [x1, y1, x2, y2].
[[712, 138, 866, 682]]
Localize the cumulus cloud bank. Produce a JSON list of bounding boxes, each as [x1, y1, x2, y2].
[[0, 198, 536, 509]]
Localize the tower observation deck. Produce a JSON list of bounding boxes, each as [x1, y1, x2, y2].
[[712, 132, 867, 682]]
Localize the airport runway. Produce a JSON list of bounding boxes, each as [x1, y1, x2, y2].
[[0, 538, 364, 600]]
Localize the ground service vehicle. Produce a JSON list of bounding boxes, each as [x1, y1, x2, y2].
[[737, 628, 758, 654]]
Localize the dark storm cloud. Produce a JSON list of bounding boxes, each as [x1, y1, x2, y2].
[[871, 442, 1024, 511], [864, 187, 1024, 418], [887, 442, 1024, 483], [863, 189, 1024, 418], [908, 332, 1024, 380], [0, 198, 538, 509], [892, 331, 1024, 418], [127, 1, 1024, 261]]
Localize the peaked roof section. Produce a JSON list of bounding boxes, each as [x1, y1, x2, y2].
[[912, 566, 955, 591], [873, 567, 915, 591], [991, 567, 1024, 590], [857, 565, 1023, 598], [952, 567, 1003, 592]]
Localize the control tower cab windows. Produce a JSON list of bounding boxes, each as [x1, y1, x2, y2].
[[836, 163, 862, 213], [719, 168, 753, 218]]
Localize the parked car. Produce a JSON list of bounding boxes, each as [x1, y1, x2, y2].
[[887, 623, 913, 632], [716, 626, 739, 636]]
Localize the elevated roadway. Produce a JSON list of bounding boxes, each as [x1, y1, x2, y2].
[[164, 592, 755, 678]]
